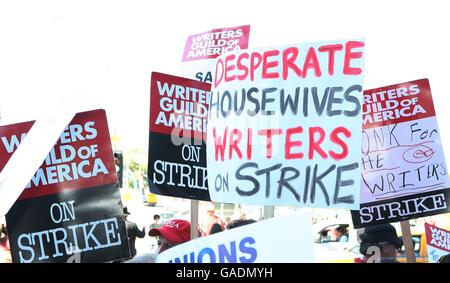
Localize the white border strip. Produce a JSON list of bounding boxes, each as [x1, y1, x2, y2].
[[0, 99, 79, 217]]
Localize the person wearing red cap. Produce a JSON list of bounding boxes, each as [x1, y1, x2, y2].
[[126, 219, 192, 263], [148, 219, 191, 254]]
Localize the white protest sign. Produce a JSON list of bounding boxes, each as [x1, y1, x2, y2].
[[156, 213, 313, 263], [351, 79, 450, 228], [207, 40, 365, 209], [178, 25, 251, 236], [0, 99, 78, 217]]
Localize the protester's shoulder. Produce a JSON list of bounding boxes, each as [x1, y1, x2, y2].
[[126, 253, 157, 263]]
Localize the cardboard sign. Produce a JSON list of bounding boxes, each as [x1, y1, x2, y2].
[[425, 223, 450, 263], [149, 72, 211, 201], [1, 109, 130, 263], [351, 79, 450, 228], [206, 40, 365, 208], [156, 213, 313, 263], [181, 25, 251, 83]]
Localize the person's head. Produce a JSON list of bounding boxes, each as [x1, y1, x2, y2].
[[148, 219, 191, 254], [123, 207, 131, 220], [209, 223, 224, 235], [335, 226, 347, 238], [226, 219, 256, 230], [153, 214, 161, 222], [359, 224, 402, 262]]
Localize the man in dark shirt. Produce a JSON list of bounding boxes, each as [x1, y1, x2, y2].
[[124, 207, 145, 258]]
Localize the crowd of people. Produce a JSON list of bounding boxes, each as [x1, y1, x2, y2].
[[2, 210, 450, 263], [123, 207, 257, 263], [123, 211, 450, 264]]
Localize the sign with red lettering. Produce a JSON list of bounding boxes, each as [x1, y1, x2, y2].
[[207, 40, 365, 208], [1, 109, 130, 263], [149, 72, 211, 201], [182, 25, 250, 63], [425, 222, 450, 263], [181, 25, 251, 86], [351, 79, 450, 228]]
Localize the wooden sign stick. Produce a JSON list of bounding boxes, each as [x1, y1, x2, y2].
[[190, 200, 199, 240], [400, 220, 416, 263]]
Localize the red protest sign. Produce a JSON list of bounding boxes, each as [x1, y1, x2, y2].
[[182, 25, 250, 62], [148, 72, 211, 201], [149, 72, 210, 140], [1, 109, 130, 263], [363, 79, 436, 129], [0, 110, 117, 201]]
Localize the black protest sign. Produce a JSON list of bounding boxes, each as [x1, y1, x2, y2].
[[351, 79, 450, 228], [1, 109, 131, 262], [149, 72, 211, 201]]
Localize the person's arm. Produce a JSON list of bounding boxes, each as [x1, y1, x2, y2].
[[135, 224, 146, 238]]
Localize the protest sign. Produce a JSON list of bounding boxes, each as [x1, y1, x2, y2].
[[351, 79, 450, 228], [156, 213, 313, 263], [0, 99, 77, 218], [179, 25, 250, 237], [149, 72, 211, 200], [425, 222, 450, 263], [1, 109, 130, 263], [206, 40, 365, 209], [181, 25, 251, 83]]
